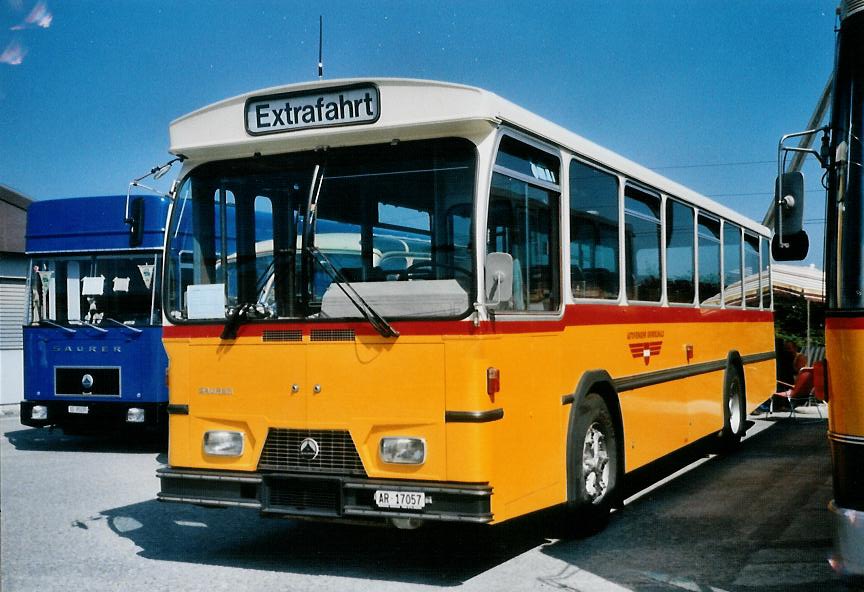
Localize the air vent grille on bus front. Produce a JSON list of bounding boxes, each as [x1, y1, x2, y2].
[[262, 330, 303, 342], [258, 428, 367, 476], [310, 329, 356, 342]]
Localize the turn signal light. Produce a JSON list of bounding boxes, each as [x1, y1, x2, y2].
[[487, 367, 500, 399]]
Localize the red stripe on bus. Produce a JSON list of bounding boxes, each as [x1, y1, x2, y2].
[[162, 305, 773, 339], [825, 317, 864, 330]]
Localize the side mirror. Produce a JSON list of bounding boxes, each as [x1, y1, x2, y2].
[[128, 197, 145, 247], [485, 252, 513, 305], [772, 171, 809, 260]]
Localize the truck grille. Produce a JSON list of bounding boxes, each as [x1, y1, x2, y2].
[[258, 428, 366, 476], [55, 367, 120, 397]]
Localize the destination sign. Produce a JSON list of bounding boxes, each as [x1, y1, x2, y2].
[[245, 84, 380, 135]]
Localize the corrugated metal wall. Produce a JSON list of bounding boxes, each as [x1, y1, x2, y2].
[[0, 278, 26, 350]]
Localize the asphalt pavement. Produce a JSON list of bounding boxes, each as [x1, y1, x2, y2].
[[0, 404, 853, 591]]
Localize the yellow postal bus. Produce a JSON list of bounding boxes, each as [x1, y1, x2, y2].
[[157, 79, 775, 531]]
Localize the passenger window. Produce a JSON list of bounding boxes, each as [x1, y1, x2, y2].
[[698, 214, 721, 306], [744, 233, 760, 308], [760, 236, 771, 309], [487, 136, 560, 312], [569, 159, 619, 300], [665, 199, 695, 304], [723, 222, 743, 306], [624, 186, 661, 302]]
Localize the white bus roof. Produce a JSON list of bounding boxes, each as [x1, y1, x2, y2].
[[170, 78, 768, 235]]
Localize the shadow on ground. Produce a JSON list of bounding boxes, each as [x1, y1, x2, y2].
[[100, 499, 550, 586], [4, 424, 166, 456]]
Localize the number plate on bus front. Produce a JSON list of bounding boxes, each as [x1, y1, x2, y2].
[[68, 405, 89, 414], [374, 490, 426, 510]]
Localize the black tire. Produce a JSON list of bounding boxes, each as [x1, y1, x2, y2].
[[566, 393, 619, 536], [718, 364, 746, 453]]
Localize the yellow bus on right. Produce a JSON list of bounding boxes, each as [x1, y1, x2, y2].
[[772, 0, 864, 579]]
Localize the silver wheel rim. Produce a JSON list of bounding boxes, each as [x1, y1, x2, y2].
[[582, 422, 610, 504], [728, 377, 742, 434]]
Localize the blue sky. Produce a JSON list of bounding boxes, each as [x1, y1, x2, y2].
[[1, 1, 838, 266]]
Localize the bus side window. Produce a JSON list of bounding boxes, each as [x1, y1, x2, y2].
[[665, 199, 695, 304], [624, 186, 662, 302], [723, 221, 743, 307], [569, 159, 619, 300], [487, 136, 560, 312], [760, 236, 771, 309], [698, 214, 721, 306], [744, 232, 760, 308]]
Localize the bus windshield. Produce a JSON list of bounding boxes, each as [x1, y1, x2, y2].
[[165, 137, 476, 323], [29, 253, 162, 326]]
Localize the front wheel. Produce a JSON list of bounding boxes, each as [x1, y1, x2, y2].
[[566, 393, 619, 536]]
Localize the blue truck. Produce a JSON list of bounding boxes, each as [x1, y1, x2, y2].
[[20, 195, 170, 433]]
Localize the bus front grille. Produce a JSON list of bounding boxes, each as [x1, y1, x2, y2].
[[258, 429, 367, 476], [263, 476, 341, 516]]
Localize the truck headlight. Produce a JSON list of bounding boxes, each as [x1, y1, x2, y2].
[[126, 408, 145, 423], [203, 430, 244, 456], [379, 437, 426, 465], [31, 405, 48, 420]]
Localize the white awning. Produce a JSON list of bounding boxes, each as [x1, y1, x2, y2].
[[771, 263, 825, 302]]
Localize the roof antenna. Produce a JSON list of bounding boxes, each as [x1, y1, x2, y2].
[[317, 15, 324, 79]]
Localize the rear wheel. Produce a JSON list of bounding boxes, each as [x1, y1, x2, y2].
[[567, 393, 619, 536], [718, 365, 746, 452]]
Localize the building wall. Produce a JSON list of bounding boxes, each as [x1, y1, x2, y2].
[[0, 258, 28, 405], [0, 186, 32, 406]]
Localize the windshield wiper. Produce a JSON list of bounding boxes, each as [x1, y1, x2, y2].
[[220, 303, 271, 340], [103, 317, 143, 334], [302, 162, 398, 339], [306, 245, 399, 338], [38, 319, 76, 334], [81, 321, 108, 334], [220, 304, 248, 340]]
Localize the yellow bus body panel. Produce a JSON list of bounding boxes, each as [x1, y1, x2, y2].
[[827, 325, 864, 437], [164, 313, 774, 524]]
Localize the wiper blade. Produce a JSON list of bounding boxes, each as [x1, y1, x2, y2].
[[298, 162, 396, 338], [81, 321, 108, 333], [307, 245, 399, 338], [103, 317, 143, 334], [38, 319, 76, 334]]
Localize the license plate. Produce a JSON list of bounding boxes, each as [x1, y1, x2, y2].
[[68, 405, 89, 414], [374, 490, 426, 510]]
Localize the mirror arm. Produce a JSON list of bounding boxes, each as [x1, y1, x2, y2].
[[775, 126, 830, 242]]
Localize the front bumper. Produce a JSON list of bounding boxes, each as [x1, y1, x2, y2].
[[829, 500, 864, 577], [20, 400, 167, 430], [157, 467, 493, 524]]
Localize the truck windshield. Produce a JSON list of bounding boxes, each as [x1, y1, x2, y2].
[[28, 254, 161, 326], [165, 137, 476, 323]]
